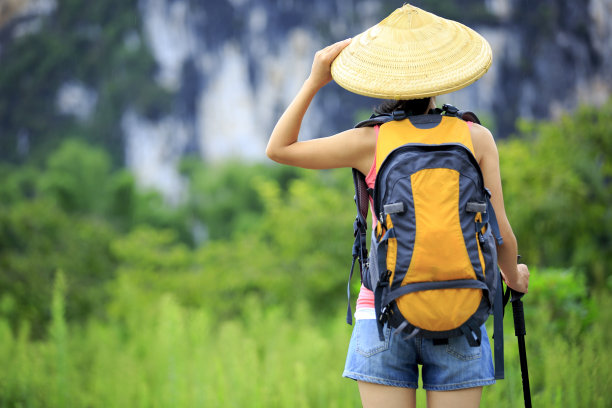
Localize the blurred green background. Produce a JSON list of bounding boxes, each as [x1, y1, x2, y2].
[[0, 0, 611, 406]]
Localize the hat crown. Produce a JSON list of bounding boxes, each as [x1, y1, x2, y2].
[[381, 4, 431, 30]]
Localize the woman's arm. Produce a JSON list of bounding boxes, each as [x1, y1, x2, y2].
[[266, 39, 376, 174], [472, 124, 530, 293]]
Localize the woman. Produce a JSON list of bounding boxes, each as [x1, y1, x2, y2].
[[266, 5, 529, 408]]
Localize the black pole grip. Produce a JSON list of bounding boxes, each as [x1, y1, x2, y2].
[[512, 299, 526, 337]]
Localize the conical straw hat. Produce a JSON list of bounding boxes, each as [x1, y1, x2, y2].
[[331, 4, 492, 100]]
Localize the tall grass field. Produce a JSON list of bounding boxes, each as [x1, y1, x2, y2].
[[1, 269, 611, 407]]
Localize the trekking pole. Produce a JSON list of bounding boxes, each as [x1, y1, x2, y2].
[[511, 256, 532, 408]]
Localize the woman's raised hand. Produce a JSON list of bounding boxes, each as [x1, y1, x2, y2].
[[307, 38, 352, 89]]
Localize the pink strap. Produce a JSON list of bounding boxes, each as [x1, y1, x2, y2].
[[365, 125, 379, 189]]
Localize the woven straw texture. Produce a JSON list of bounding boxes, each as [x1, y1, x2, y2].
[[330, 4, 492, 100]]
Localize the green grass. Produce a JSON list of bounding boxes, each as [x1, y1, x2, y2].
[[0, 281, 361, 407], [1, 274, 611, 407]]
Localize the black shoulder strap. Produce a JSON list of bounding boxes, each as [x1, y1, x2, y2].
[[346, 167, 370, 325], [346, 111, 397, 324], [354, 110, 407, 128], [350, 109, 397, 278]]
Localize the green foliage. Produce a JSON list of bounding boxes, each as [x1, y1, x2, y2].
[[0, 197, 116, 337], [0, 163, 39, 203], [1, 274, 611, 407], [499, 102, 612, 286], [526, 267, 596, 334], [0, 140, 193, 336], [0, 276, 361, 407], [481, 294, 612, 408], [1, 138, 189, 233], [1, 96, 611, 405], [181, 159, 303, 241], [106, 167, 356, 318], [250, 170, 356, 310], [50, 271, 69, 408], [40, 139, 112, 214]]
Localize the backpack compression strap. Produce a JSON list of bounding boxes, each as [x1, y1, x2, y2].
[[494, 269, 505, 379], [346, 168, 371, 324], [472, 188, 505, 378], [480, 190, 505, 379]]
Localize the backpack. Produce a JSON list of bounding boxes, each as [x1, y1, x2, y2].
[[347, 104, 506, 379]]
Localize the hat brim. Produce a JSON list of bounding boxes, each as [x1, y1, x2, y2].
[[331, 5, 492, 100]]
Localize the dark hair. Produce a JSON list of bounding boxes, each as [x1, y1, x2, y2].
[[374, 98, 433, 116]]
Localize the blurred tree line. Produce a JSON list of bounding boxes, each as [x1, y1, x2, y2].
[[500, 104, 612, 286], [0, 101, 610, 339]]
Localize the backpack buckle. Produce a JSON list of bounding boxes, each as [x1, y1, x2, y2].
[[442, 104, 459, 115], [478, 231, 486, 244], [391, 110, 406, 121], [379, 305, 391, 325], [381, 269, 392, 285]]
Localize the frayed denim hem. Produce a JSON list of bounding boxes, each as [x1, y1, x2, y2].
[[342, 370, 419, 389], [423, 378, 496, 391]]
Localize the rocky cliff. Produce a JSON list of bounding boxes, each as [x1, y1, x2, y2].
[[1, 0, 611, 198]]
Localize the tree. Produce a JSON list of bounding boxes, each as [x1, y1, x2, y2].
[[500, 102, 612, 286]]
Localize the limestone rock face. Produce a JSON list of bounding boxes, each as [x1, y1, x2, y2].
[[1, 0, 610, 199]]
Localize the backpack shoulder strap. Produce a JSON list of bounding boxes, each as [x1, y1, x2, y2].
[[354, 110, 407, 128], [346, 112, 400, 324], [346, 168, 370, 324], [346, 131, 378, 323]]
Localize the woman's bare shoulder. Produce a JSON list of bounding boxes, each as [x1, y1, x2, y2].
[[469, 122, 497, 162], [344, 125, 377, 174], [469, 122, 494, 143]]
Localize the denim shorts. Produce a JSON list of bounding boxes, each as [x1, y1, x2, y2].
[[343, 318, 495, 391]]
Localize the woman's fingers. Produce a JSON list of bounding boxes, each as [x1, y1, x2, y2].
[[501, 263, 529, 294], [321, 38, 352, 61], [309, 38, 352, 87], [500, 270, 508, 285], [517, 263, 530, 293], [506, 264, 529, 293]]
